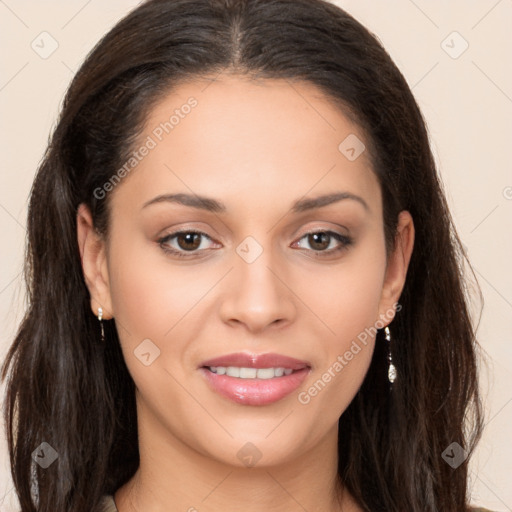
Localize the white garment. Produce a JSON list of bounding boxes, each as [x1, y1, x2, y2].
[[99, 495, 118, 512]]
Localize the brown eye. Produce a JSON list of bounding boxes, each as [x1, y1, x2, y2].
[[175, 232, 202, 251], [158, 230, 216, 258], [293, 230, 353, 257], [307, 232, 331, 251]]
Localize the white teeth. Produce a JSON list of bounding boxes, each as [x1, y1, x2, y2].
[[226, 366, 240, 377], [208, 366, 295, 379], [256, 368, 275, 380], [239, 367, 257, 378]]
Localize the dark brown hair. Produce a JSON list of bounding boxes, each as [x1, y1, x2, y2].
[[1, 0, 484, 511]]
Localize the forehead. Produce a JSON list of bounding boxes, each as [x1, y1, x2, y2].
[[110, 75, 380, 216]]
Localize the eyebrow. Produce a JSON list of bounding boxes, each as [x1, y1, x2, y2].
[[142, 191, 369, 213]]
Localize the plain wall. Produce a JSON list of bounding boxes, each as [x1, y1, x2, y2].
[[1, 1, 511, 510]]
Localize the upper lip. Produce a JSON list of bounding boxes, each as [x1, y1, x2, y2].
[[200, 352, 311, 370]]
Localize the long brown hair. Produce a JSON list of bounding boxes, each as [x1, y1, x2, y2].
[[1, 1, 484, 510]]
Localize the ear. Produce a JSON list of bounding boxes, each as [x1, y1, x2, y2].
[[76, 203, 114, 319], [377, 210, 415, 324]]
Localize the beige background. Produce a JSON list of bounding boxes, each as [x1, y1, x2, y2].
[[1, 1, 511, 510]]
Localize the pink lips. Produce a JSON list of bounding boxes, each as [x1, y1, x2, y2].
[[199, 353, 311, 406]]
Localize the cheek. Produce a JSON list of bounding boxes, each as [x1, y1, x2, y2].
[[106, 236, 205, 404], [296, 233, 387, 344], [107, 231, 203, 338], [294, 235, 386, 415]]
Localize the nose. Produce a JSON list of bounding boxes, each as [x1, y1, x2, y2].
[[218, 237, 297, 334]]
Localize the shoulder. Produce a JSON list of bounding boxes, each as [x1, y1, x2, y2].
[[469, 507, 498, 512], [98, 494, 118, 512]]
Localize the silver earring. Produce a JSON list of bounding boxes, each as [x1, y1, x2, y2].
[[97, 307, 105, 342], [384, 326, 396, 384]]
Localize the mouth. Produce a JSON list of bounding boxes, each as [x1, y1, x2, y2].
[[198, 353, 311, 406], [205, 366, 296, 379]]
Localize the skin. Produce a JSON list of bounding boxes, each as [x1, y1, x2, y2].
[[77, 74, 414, 512]]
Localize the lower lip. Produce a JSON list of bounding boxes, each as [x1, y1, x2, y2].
[[199, 367, 310, 406]]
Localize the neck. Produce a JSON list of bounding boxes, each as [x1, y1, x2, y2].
[[114, 397, 362, 512]]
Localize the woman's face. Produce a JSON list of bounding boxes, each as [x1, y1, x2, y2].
[[79, 75, 413, 468]]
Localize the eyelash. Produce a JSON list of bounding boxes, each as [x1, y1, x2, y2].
[[157, 229, 353, 259]]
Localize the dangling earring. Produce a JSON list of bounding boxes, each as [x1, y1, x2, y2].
[[384, 325, 396, 384], [97, 307, 105, 343]]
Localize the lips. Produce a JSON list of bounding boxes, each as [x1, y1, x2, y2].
[[198, 352, 311, 406]]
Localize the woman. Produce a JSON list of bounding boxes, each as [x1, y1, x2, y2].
[[1, 0, 492, 511]]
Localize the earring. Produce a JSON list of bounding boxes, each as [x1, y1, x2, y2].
[[97, 307, 105, 342], [384, 326, 396, 384]]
